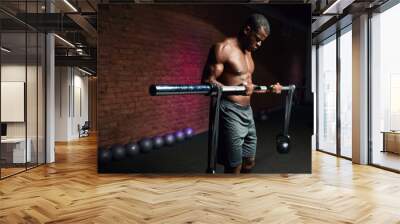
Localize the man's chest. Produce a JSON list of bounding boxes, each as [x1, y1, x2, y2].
[[225, 53, 254, 75]]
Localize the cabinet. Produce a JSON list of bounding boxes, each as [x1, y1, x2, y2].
[[382, 131, 400, 154], [1, 138, 32, 164]]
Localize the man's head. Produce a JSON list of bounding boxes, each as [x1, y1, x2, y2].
[[241, 13, 270, 52]]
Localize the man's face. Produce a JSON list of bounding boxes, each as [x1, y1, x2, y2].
[[244, 26, 269, 52]]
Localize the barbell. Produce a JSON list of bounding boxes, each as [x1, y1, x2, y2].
[[149, 83, 295, 173]]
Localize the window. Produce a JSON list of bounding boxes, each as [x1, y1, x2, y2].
[[339, 28, 352, 158], [317, 36, 337, 154], [370, 2, 400, 171]]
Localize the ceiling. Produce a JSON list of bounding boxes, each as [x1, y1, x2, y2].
[[1, 0, 98, 74], [0, 0, 393, 74]]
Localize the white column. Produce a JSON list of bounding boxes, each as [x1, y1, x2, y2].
[[352, 14, 369, 164], [46, 0, 55, 163]]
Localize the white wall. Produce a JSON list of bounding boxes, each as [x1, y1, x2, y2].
[[55, 67, 89, 141], [1, 82, 25, 122], [1, 64, 26, 81], [1, 65, 27, 140], [55, 66, 70, 141], [72, 72, 89, 138], [1, 65, 40, 137]]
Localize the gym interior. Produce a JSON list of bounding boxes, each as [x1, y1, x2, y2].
[[1, 0, 400, 223]]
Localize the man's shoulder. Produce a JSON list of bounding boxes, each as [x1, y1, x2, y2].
[[214, 38, 237, 54]]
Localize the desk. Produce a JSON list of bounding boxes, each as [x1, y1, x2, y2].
[[382, 131, 400, 154], [1, 138, 31, 163]]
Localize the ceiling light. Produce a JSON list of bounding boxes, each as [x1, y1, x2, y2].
[[63, 0, 78, 12], [76, 48, 85, 55], [322, 0, 344, 15], [54, 34, 75, 48], [1, 47, 11, 53], [78, 67, 93, 76]]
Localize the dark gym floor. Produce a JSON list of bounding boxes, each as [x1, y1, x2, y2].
[[99, 105, 312, 174]]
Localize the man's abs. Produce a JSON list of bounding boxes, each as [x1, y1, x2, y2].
[[218, 72, 252, 106]]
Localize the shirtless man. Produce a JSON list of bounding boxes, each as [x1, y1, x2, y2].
[[202, 13, 282, 174]]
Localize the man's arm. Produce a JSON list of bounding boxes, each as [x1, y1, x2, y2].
[[271, 83, 283, 94], [202, 43, 227, 87], [253, 82, 283, 94]]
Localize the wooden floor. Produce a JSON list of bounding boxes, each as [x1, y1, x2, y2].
[[1, 167, 26, 178], [1, 135, 400, 223], [373, 151, 400, 171]]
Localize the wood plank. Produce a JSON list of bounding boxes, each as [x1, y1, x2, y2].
[[0, 134, 399, 223]]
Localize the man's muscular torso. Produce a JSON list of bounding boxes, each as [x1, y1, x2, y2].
[[203, 37, 255, 106]]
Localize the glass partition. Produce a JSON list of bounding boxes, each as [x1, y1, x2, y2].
[[317, 35, 337, 155], [1, 29, 28, 178], [0, 2, 46, 179]]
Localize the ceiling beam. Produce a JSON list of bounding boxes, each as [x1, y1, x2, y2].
[[67, 13, 98, 40], [55, 55, 96, 68]]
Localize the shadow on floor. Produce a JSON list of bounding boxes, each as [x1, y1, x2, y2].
[[99, 105, 313, 174]]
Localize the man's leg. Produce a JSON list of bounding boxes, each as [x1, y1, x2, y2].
[[241, 157, 255, 173], [224, 164, 242, 174], [241, 113, 257, 173], [218, 100, 247, 174], [221, 132, 245, 174]]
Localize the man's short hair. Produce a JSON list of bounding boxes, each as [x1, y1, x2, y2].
[[245, 13, 271, 34]]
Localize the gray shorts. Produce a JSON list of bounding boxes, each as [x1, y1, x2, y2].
[[217, 98, 257, 168]]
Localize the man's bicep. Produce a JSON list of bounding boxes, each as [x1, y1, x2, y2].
[[202, 44, 226, 82], [208, 63, 224, 79]]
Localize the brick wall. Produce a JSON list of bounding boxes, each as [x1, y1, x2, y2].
[[98, 4, 309, 147], [98, 5, 232, 147]]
